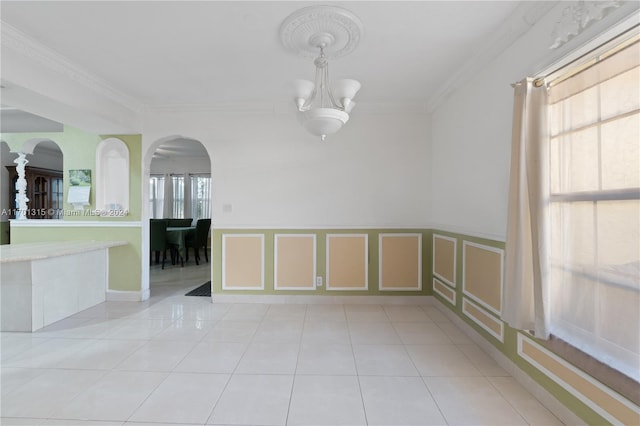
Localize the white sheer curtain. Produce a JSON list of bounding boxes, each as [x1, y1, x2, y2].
[[503, 78, 551, 339], [149, 175, 165, 219], [190, 175, 212, 220], [505, 37, 640, 381]]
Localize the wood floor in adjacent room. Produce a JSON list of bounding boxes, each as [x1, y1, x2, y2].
[[1, 251, 563, 425]]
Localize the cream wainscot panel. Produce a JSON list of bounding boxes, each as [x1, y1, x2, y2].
[[326, 234, 368, 291], [274, 234, 316, 291], [222, 234, 265, 290], [378, 233, 422, 291], [432, 233, 456, 287]]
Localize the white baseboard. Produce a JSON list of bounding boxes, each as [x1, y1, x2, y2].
[[106, 289, 142, 302], [212, 294, 435, 305], [432, 300, 586, 426]]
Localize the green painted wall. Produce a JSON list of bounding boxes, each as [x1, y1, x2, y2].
[[429, 229, 611, 425], [11, 226, 141, 292], [0, 221, 9, 244], [212, 228, 432, 296]]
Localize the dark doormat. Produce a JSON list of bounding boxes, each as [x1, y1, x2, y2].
[[185, 281, 211, 297]]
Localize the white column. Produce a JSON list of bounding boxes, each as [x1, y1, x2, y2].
[[13, 152, 29, 220]]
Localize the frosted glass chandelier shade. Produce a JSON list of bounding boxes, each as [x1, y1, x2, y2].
[[300, 108, 350, 141], [280, 5, 363, 141]]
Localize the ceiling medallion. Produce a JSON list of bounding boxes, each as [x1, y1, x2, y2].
[[280, 6, 363, 141]]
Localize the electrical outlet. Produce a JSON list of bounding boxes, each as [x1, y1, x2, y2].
[[316, 276, 323, 287]]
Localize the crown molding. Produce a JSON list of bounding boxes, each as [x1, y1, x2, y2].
[[426, 1, 558, 113], [144, 100, 428, 116], [1, 21, 142, 115]]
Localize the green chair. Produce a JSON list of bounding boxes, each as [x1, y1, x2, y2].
[[150, 219, 169, 269], [185, 218, 211, 265]]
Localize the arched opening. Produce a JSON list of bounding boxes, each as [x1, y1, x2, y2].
[[142, 136, 213, 300], [2, 139, 64, 220]]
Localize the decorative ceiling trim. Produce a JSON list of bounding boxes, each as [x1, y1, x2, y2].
[[426, 1, 557, 113], [279, 5, 363, 59], [1, 21, 142, 114], [549, 1, 622, 49]]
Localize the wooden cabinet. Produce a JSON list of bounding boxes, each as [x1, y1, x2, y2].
[[6, 166, 64, 219]]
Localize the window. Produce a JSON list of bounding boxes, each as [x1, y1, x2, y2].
[[148, 173, 211, 220], [190, 175, 212, 221], [171, 175, 185, 218], [547, 36, 639, 381], [149, 175, 164, 219]]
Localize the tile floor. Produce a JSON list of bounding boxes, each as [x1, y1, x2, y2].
[[1, 258, 564, 426]]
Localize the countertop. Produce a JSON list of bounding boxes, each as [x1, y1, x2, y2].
[[0, 240, 128, 263]]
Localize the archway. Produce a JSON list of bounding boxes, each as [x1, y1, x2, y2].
[[1, 139, 64, 220], [142, 136, 213, 300]]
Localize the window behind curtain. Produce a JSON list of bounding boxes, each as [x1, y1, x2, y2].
[[547, 38, 639, 381], [171, 175, 185, 219], [149, 175, 164, 219], [190, 175, 211, 220]]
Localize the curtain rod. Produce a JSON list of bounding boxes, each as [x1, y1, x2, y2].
[[511, 24, 639, 89]]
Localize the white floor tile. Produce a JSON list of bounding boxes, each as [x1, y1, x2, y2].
[[207, 374, 293, 425], [383, 305, 432, 322], [0, 367, 47, 396], [265, 304, 307, 321], [348, 322, 401, 344], [175, 340, 247, 374], [489, 376, 564, 426], [252, 320, 304, 343], [2, 338, 96, 369], [0, 266, 569, 426], [103, 319, 174, 340], [235, 342, 299, 374], [436, 321, 475, 344], [0, 419, 47, 426], [124, 422, 194, 426], [56, 339, 146, 370], [115, 339, 198, 372], [457, 344, 509, 376], [305, 304, 346, 322], [392, 322, 452, 344], [353, 344, 419, 376], [421, 306, 451, 322], [0, 334, 50, 362], [180, 306, 229, 321], [152, 319, 217, 341], [297, 344, 357, 375], [287, 375, 366, 426], [51, 371, 167, 421], [203, 320, 260, 342], [302, 321, 351, 345], [222, 304, 269, 321], [345, 304, 389, 322], [44, 420, 123, 426], [406, 344, 482, 377], [1, 369, 105, 418], [129, 372, 229, 424], [425, 376, 528, 425], [360, 376, 447, 425]]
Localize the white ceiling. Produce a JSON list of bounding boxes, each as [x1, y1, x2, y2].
[[1, 1, 547, 111]]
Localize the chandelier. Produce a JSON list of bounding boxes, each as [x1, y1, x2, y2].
[[280, 6, 363, 141]]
